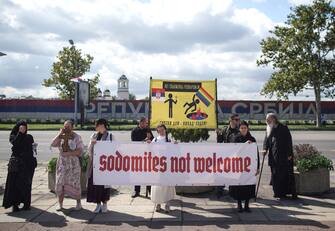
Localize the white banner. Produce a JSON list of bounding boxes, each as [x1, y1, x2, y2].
[[93, 142, 258, 186]]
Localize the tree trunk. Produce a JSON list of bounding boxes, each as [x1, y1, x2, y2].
[[314, 85, 322, 128]]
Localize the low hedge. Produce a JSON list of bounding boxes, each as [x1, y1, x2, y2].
[[47, 154, 90, 174]]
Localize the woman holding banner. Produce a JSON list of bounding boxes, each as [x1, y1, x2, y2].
[[148, 124, 176, 213], [229, 121, 260, 213], [86, 119, 115, 213]]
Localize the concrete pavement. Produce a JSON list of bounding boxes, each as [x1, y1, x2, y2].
[[0, 130, 334, 230], [0, 160, 334, 230]]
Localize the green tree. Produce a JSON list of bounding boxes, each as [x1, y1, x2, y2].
[[257, 0, 335, 127], [129, 93, 136, 100], [43, 45, 100, 99]]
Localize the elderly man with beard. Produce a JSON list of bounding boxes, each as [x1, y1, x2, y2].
[[263, 113, 298, 200]]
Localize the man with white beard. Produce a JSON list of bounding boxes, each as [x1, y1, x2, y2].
[[263, 113, 298, 200]]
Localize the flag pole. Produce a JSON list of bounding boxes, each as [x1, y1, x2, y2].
[[148, 76, 152, 128], [215, 78, 218, 129]]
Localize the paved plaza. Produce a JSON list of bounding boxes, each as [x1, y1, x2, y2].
[[0, 130, 334, 230]]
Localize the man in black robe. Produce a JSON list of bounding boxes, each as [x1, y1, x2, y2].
[[263, 113, 297, 199], [216, 114, 240, 197], [131, 117, 154, 198]]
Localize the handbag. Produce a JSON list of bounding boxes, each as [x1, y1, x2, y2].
[[32, 157, 37, 169]]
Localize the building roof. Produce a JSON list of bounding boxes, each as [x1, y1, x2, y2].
[[119, 74, 128, 80]]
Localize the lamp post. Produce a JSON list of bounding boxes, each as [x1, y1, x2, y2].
[[69, 40, 79, 127]]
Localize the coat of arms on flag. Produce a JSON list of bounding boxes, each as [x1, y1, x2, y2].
[[151, 88, 165, 101]]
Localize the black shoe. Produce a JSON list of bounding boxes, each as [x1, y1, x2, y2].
[[23, 205, 31, 211], [244, 207, 251, 213], [292, 195, 298, 200], [12, 205, 20, 212], [237, 201, 243, 213], [131, 191, 139, 198], [216, 190, 223, 199], [279, 196, 288, 200], [145, 188, 150, 198]]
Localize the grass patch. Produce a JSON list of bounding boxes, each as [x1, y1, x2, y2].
[[0, 123, 136, 130]]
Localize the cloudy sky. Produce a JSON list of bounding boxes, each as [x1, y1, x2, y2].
[[0, 0, 317, 100]]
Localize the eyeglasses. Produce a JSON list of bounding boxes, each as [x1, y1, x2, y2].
[[233, 118, 240, 121]]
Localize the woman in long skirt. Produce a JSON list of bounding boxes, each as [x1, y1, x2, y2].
[[51, 120, 84, 211], [148, 124, 176, 213], [86, 119, 114, 213], [2, 121, 37, 212], [229, 120, 260, 213]]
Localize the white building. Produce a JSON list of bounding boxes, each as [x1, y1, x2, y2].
[[97, 74, 130, 100], [117, 74, 129, 100]]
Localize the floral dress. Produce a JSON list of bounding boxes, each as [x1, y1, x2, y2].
[[51, 132, 84, 199]]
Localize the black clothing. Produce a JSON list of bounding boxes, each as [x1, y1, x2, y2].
[[131, 126, 154, 142], [87, 132, 111, 203], [216, 126, 239, 196], [217, 126, 239, 143], [229, 132, 259, 201], [263, 123, 296, 197], [3, 121, 36, 209], [131, 126, 154, 194]]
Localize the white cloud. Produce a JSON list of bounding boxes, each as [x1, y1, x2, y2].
[[0, 86, 58, 98], [288, 0, 313, 6], [0, 0, 282, 100], [231, 8, 274, 37]]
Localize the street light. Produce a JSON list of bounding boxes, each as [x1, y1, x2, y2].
[[0, 52, 6, 57], [69, 39, 79, 126]]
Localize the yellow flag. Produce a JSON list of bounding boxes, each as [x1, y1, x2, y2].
[[149, 79, 217, 129]]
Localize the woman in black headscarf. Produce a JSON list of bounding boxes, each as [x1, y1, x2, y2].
[[229, 120, 260, 213], [86, 119, 114, 213], [2, 121, 37, 212]]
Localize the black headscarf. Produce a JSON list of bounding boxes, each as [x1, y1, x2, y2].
[[10, 120, 28, 142]]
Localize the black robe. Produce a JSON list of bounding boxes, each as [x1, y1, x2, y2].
[[87, 132, 111, 203], [3, 121, 36, 209], [263, 123, 296, 197], [229, 132, 260, 201]]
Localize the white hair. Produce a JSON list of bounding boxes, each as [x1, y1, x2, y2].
[[266, 113, 278, 121]]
